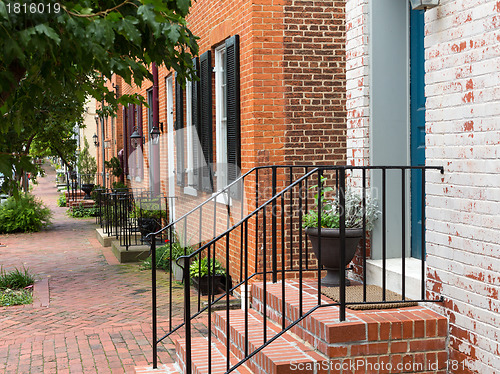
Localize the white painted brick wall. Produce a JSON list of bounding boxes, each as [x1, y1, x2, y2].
[[346, 0, 500, 372], [425, 1, 500, 373], [346, 0, 370, 170]]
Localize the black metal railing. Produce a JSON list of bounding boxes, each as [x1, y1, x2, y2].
[[149, 165, 444, 373], [65, 172, 98, 201], [95, 187, 174, 250]]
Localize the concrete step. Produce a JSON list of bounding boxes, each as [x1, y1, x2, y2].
[[175, 336, 253, 374], [212, 309, 328, 374]]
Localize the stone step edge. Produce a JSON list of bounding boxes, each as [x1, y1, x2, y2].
[[175, 336, 253, 374], [135, 363, 180, 374], [212, 309, 328, 374]]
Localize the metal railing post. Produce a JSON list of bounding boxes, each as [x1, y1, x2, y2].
[[271, 166, 277, 283], [184, 257, 192, 374], [339, 167, 346, 322], [151, 234, 158, 369]]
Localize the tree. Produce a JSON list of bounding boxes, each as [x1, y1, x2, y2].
[[0, 0, 198, 191]]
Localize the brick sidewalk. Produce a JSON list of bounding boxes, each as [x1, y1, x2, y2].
[[0, 164, 192, 373]]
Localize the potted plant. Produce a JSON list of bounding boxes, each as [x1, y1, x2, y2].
[[131, 204, 164, 241], [189, 257, 226, 295], [77, 138, 97, 200], [303, 179, 379, 287]]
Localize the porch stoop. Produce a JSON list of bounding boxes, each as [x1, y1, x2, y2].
[[252, 280, 449, 373], [137, 279, 448, 374]]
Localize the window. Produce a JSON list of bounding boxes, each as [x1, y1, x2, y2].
[[215, 44, 228, 191], [175, 73, 185, 187], [184, 78, 197, 195], [196, 35, 240, 196]]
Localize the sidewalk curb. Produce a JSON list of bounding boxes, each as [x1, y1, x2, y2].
[[32, 278, 49, 308]]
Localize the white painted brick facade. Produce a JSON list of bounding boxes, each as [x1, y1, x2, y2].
[[426, 1, 500, 372], [346, 0, 500, 372]]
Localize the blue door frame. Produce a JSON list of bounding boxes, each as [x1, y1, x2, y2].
[[410, 9, 426, 259]]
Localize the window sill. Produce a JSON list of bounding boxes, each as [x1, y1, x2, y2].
[[365, 257, 423, 301], [184, 186, 198, 197], [212, 191, 232, 206]]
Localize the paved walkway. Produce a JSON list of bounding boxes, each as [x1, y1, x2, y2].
[[0, 164, 192, 373]]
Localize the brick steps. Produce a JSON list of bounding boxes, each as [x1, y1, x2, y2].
[[175, 337, 253, 374], [212, 309, 328, 374], [251, 280, 448, 372], [165, 279, 448, 374]]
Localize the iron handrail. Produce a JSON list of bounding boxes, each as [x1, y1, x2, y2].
[[150, 164, 445, 372]]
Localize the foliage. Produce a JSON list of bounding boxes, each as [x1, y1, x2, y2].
[[105, 157, 123, 178], [0, 267, 35, 307], [0, 0, 199, 191], [0, 288, 33, 307], [190, 257, 226, 278], [68, 204, 97, 218], [140, 240, 193, 270], [77, 138, 97, 184], [57, 193, 66, 207], [0, 194, 52, 233], [112, 181, 128, 190], [302, 183, 379, 230], [0, 267, 35, 289], [131, 204, 163, 219]]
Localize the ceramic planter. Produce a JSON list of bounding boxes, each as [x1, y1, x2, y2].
[[305, 227, 364, 287]]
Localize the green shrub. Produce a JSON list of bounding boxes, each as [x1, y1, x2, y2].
[[57, 193, 66, 207], [140, 241, 194, 271], [0, 194, 52, 233], [0, 289, 32, 307], [190, 257, 225, 278], [0, 267, 35, 289], [68, 204, 97, 218], [0, 267, 35, 306]]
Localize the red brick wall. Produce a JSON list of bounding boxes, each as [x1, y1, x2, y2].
[[102, 0, 347, 285]]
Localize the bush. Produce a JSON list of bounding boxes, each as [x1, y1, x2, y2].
[[68, 204, 97, 218], [140, 241, 194, 271], [0, 267, 35, 307], [57, 193, 66, 207], [0, 194, 52, 233], [0, 267, 35, 289]]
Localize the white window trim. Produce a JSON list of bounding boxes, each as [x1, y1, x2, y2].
[[184, 79, 197, 197], [215, 44, 228, 196]]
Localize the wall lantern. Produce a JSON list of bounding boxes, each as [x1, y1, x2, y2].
[[93, 133, 99, 147], [130, 128, 142, 149], [150, 126, 160, 145], [410, 0, 439, 10]]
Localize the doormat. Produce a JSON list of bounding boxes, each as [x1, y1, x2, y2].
[[321, 284, 418, 310]]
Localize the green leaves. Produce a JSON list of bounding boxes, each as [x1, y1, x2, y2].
[[118, 18, 141, 44], [34, 24, 61, 44]]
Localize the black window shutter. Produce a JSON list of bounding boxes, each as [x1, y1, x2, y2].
[[175, 73, 185, 187], [225, 35, 241, 198], [191, 57, 201, 190], [122, 106, 129, 176], [128, 104, 135, 177], [138, 104, 144, 180], [199, 50, 213, 193]]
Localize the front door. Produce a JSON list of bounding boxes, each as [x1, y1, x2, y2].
[[410, 9, 426, 259]]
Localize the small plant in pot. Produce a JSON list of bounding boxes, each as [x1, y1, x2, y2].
[[303, 178, 379, 287], [189, 257, 226, 296], [131, 204, 164, 241], [77, 138, 97, 200]]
